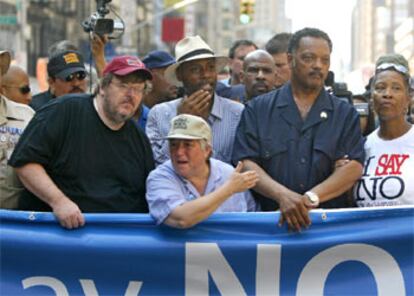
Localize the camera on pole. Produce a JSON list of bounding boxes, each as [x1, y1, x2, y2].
[[82, 0, 125, 39]]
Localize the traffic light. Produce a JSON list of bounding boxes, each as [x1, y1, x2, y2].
[[240, 0, 255, 24]]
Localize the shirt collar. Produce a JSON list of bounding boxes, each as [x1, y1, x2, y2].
[[0, 96, 27, 122], [275, 82, 334, 111], [210, 93, 224, 120]]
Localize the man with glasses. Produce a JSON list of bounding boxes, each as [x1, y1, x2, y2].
[[30, 50, 88, 111], [0, 50, 35, 209], [1, 65, 32, 105], [9, 55, 155, 229]]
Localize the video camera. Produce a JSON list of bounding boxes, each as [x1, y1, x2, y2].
[[82, 0, 124, 39], [324, 71, 368, 117]]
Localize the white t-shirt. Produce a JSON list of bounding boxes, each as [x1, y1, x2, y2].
[[354, 126, 414, 207]]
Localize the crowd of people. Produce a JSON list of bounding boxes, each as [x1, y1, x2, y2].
[[1, 27, 413, 231]]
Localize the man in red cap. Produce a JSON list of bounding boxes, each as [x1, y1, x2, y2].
[[9, 55, 155, 229]]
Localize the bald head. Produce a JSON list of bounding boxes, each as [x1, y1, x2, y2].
[[243, 50, 275, 70], [1, 65, 32, 104], [241, 50, 276, 101]]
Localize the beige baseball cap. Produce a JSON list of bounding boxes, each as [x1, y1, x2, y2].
[[166, 114, 212, 145], [0, 50, 11, 75]]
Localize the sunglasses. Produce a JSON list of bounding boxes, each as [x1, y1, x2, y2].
[[64, 71, 87, 82], [3, 85, 31, 94], [376, 63, 409, 76]]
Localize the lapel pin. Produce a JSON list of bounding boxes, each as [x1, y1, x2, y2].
[[320, 111, 328, 119]]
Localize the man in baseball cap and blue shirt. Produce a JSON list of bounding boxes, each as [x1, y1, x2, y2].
[[30, 50, 88, 111], [9, 55, 155, 229], [142, 50, 178, 108], [146, 113, 258, 228]]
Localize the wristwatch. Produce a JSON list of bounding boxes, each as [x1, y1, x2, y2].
[[304, 191, 320, 207]]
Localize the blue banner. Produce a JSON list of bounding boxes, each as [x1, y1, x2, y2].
[[1, 207, 413, 295]]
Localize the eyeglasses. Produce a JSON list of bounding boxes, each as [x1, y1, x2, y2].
[[3, 85, 31, 94], [376, 63, 409, 76], [64, 71, 87, 82], [111, 80, 146, 95]]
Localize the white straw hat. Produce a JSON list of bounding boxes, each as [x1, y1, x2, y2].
[[164, 35, 229, 87]]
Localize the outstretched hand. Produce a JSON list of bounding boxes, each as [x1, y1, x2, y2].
[[226, 161, 259, 194]]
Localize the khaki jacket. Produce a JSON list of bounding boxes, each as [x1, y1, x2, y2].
[[0, 96, 34, 209]]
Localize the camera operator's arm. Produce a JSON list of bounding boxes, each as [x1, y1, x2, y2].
[[91, 33, 107, 78]]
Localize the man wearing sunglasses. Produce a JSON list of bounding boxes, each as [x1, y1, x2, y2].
[[9, 55, 155, 229], [0, 50, 35, 209], [30, 50, 87, 111], [1, 65, 32, 105]]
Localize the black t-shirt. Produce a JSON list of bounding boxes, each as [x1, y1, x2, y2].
[[9, 94, 154, 213]]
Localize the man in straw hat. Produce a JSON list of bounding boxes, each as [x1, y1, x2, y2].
[[146, 35, 244, 166], [9, 55, 154, 229], [0, 50, 35, 209], [146, 114, 258, 228]]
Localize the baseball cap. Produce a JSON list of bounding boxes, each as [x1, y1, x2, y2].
[[375, 53, 410, 71], [103, 55, 152, 80], [142, 50, 176, 69], [0, 50, 11, 75], [47, 50, 86, 79], [166, 114, 212, 145]]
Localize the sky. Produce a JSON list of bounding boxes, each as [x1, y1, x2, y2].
[[286, 0, 357, 82]]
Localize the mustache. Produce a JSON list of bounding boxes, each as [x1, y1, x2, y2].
[[309, 71, 323, 78], [70, 87, 84, 93], [253, 81, 268, 88]]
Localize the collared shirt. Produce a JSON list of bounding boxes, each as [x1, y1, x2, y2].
[[146, 94, 244, 166], [132, 104, 150, 131], [30, 90, 54, 111], [232, 82, 365, 210], [0, 96, 34, 209], [146, 158, 257, 224], [216, 81, 246, 102]]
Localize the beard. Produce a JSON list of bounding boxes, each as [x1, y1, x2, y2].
[[102, 93, 136, 125]]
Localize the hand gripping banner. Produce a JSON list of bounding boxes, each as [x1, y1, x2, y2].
[[1, 207, 413, 295]]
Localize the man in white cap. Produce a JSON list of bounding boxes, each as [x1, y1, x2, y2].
[[0, 50, 35, 209], [9, 55, 154, 229], [146, 35, 244, 166], [146, 114, 258, 228]]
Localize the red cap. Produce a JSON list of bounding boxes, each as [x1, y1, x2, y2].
[[103, 55, 152, 80]]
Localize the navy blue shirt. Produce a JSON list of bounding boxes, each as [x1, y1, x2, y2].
[[232, 82, 365, 210], [30, 90, 54, 111]]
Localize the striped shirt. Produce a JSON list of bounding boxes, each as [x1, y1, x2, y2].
[[146, 94, 244, 166]]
